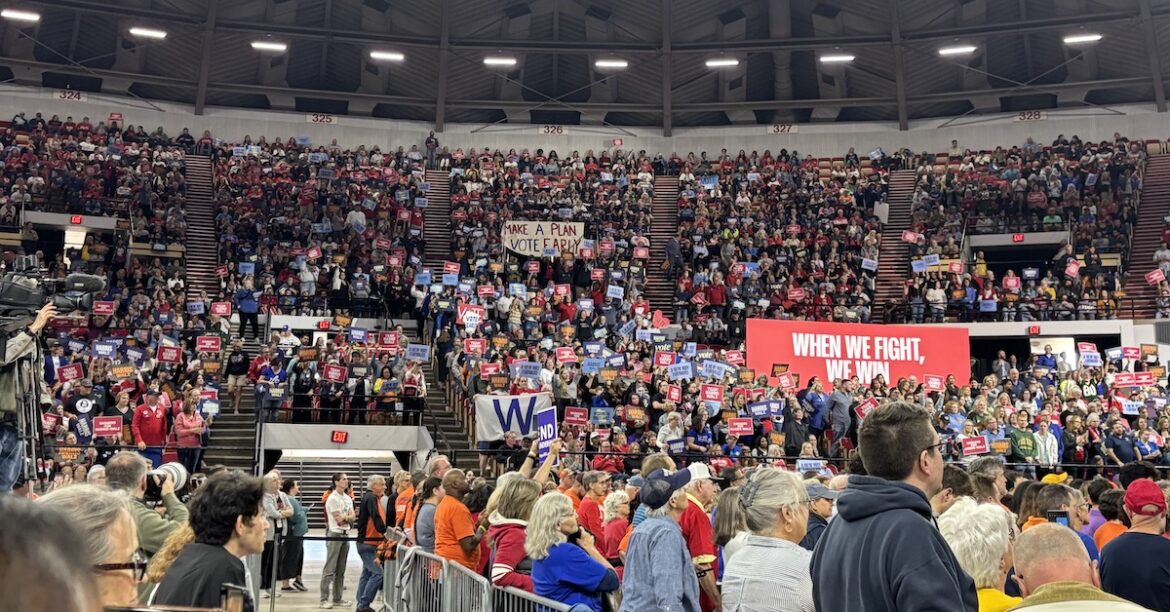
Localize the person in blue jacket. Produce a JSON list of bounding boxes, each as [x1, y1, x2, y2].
[[799, 377, 829, 439], [811, 401, 978, 612], [234, 276, 260, 340]]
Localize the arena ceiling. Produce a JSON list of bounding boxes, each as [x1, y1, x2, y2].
[[1, 0, 1169, 133]]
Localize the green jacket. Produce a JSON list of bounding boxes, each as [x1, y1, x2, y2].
[[0, 329, 50, 416], [288, 495, 309, 537], [1009, 428, 1038, 463], [132, 492, 190, 557]]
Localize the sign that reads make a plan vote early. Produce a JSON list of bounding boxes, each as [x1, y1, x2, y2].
[[501, 221, 585, 257], [745, 319, 969, 389]]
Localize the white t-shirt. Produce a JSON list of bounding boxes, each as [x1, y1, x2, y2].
[[325, 490, 354, 533]]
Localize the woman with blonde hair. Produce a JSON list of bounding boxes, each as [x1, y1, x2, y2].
[[526, 493, 619, 612], [487, 475, 542, 591], [600, 490, 630, 564], [721, 468, 815, 612], [144, 524, 195, 603], [936, 497, 1019, 612]]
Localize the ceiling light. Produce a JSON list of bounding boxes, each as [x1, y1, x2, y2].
[[594, 58, 628, 69], [128, 27, 167, 40], [483, 56, 517, 67], [250, 41, 287, 52], [819, 54, 855, 63], [938, 45, 977, 56], [0, 9, 40, 22], [705, 58, 739, 68], [1063, 33, 1102, 45], [369, 50, 405, 62]]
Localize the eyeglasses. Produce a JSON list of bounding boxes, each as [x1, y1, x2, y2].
[[95, 550, 148, 582], [923, 440, 947, 455]]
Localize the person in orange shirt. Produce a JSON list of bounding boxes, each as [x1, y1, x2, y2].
[[1094, 489, 1129, 552], [557, 470, 583, 511], [432, 469, 483, 570], [396, 472, 423, 536], [577, 471, 610, 551]]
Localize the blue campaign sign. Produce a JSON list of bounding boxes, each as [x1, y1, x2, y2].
[[509, 283, 527, 297], [512, 361, 541, 380], [635, 329, 652, 342], [126, 347, 145, 364], [923, 253, 940, 266], [405, 343, 431, 361], [796, 459, 827, 474], [238, 262, 256, 276], [68, 339, 86, 354], [187, 301, 205, 314], [415, 271, 432, 285], [1082, 352, 1102, 367], [583, 342, 603, 356], [668, 361, 694, 381], [666, 438, 686, 454], [911, 259, 927, 273], [536, 406, 558, 463], [979, 300, 997, 312], [618, 319, 637, 337], [93, 342, 116, 358], [350, 328, 369, 343], [590, 406, 615, 425], [748, 400, 783, 419], [605, 354, 626, 368], [607, 285, 625, 301], [683, 342, 697, 357], [581, 358, 605, 374], [442, 273, 459, 286]]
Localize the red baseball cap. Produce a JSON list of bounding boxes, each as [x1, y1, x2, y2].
[[1125, 479, 1167, 516]]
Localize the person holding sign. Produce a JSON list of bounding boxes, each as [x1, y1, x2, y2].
[[401, 361, 427, 427]]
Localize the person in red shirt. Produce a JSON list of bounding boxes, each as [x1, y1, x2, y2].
[[679, 463, 723, 612], [576, 471, 610, 551], [132, 390, 168, 467]]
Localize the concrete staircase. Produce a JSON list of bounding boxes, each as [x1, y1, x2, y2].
[[873, 170, 918, 320], [421, 169, 452, 270], [201, 393, 258, 473], [274, 458, 397, 530], [182, 155, 220, 299], [645, 175, 680, 316], [1122, 154, 1169, 319]]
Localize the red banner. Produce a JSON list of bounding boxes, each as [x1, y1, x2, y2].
[[1113, 372, 1136, 387], [654, 351, 676, 367], [1147, 269, 1166, 285], [901, 230, 920, 244], [1123, 346, 1142, 360], [924, 374, 944, 392], [724, 350, 745, 366], [444, 261, 460, 275], [196, 336, 222, 353], [633, 246, 649, 259], [322, 364, 347, 383], [555, 347, 577, 363], [157, 346, 181, 363], [464, 338, 487, 355], [57, 363, 84, 383], [700, 384, 724, 403], [478, 285, 495, 298], [854, 397, 878, 420], [591, 268, 605, 281], [565, 406, 589, 426], [555, 284, 571, 297], [307, 246, 322, 260], [746, 319, 970, 389], [527, 261, 540, 273], [727, 418, 753, 437], [667, 384, 682, 403], [948, 261, 963, 274], [962, 436, 990, 456], [1135, 371, 1156, 387], [787, 288, 806, 302], [480, 362, 501, 377], [92, 301, 115, 316], [93, 416, 122, 437], [210, 302, 232, 316]]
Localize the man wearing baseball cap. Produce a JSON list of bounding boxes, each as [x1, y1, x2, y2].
[[1100, 478, 1170, 611], [801, 483, 839, 551], [618, 469, 701, 612]]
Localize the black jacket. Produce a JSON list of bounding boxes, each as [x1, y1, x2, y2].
[[355, 491, 387, 545], [810, 475, 977, 612], [153, 543, 248, 609], [800, 512, 828, 551]]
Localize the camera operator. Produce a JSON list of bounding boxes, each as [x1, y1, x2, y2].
[[0, 302, 55, 492], [106, 452, 189, 576]]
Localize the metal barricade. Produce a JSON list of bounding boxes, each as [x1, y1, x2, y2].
[[380, 554, 399, 610], [445, 559, 492, 612], [394, 545, 448, 612], [494, 586, 574, 612]]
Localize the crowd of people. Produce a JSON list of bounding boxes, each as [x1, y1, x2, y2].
[[893, 134, 1148, 323]]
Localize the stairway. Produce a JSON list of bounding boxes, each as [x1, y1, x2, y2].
[[1122, 154, 1169, 319], [421, 169, 452, 270], [274, 458, 397, 530], [873, 170, 918, 321], [201, 393, 258, 473], [182, 155, 219, 299], [644, 175, 680, 317]]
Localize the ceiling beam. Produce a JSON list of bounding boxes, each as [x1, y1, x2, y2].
[[889, 0, 908, 131], [193, 0, 218, 116], [435, 0, 450, 131], [662, 0, 672, 137], [0, 55, 1154, 114], [25, 0, 1168, 57], [1140, 0, 1167, 112]]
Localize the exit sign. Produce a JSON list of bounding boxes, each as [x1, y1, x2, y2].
[[317, 320, 331, 330], [330, 430, 349, 444], [1012, 233, 1025, 243], [70, 215, 83, 225], [1027, 325, 1041, 335]]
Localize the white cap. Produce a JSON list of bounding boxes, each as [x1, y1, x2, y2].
[[687, 462, 720, 482]]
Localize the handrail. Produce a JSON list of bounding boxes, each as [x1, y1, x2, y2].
[[884, 295, 1152, 323]]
